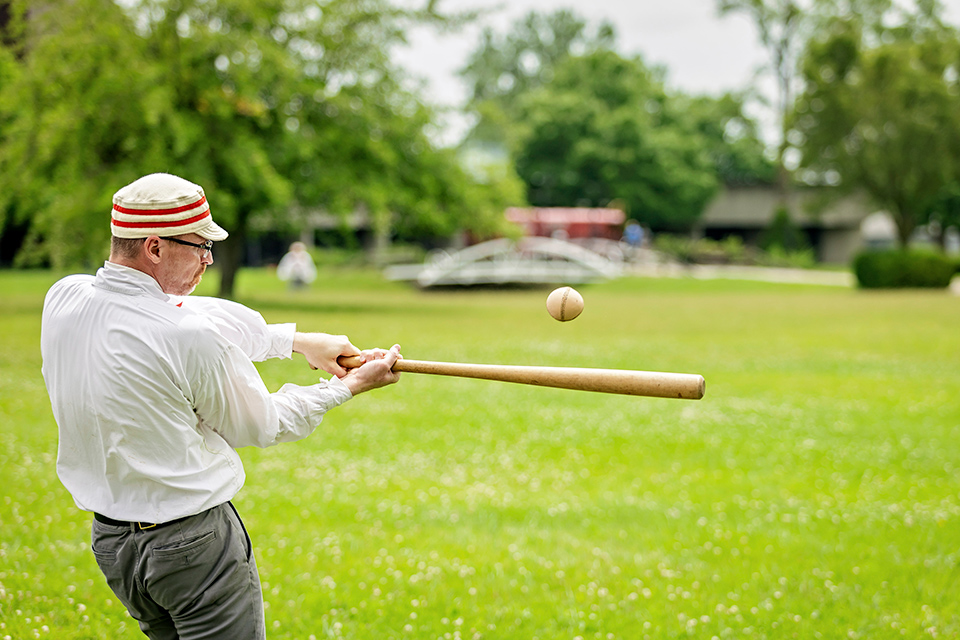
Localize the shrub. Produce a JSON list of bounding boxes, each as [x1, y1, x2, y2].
[[652, 234, 814, 267], [652, 234, 697, 263], [852, 250, 955, 289], [759, 206, 809, 252], [653, 235, 754, 265], [758, 245, 817, 269]]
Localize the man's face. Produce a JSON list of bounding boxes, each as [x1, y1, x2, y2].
[[156, 234, 214, 296]]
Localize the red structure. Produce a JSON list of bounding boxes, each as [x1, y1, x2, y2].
[[505, 207, 626, 240]]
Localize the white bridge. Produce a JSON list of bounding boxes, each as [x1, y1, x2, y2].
[[385, 237, 623, 288]]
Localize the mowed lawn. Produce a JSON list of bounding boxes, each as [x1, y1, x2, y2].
[[1, 267, 958, 639]]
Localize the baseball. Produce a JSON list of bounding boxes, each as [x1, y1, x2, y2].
[[546, 286, 584, 322]]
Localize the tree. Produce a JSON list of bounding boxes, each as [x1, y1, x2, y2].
[[514, 50, 719, 232], [923, 182, 960, 249], [0, 0, 510, 296], [718, 0, 809, 202], [677, 93, 778, 187], [793, 3, 960, 246], [271, 71, 518, 258], [460, 9, 772, 232], [459, 9, 615, 147]]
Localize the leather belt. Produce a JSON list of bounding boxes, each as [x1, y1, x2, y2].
[[94, 512, 190, 531]]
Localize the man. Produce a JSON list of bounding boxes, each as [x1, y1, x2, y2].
[[276, 241, 317, 290], [40, 173, 401, 639]]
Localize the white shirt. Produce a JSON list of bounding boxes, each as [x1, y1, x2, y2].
[[40, 262, 352, 522], [276, 250, 317, 283]]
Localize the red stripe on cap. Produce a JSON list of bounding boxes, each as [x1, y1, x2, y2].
[[112, 211, 211, 229], [113, 196, 207, 216]]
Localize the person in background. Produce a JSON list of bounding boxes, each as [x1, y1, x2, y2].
[[40, 173, 401, 639], [622, 219, 644, 248], [276, 240, 317, 289]]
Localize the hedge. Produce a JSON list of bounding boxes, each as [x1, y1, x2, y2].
[[852, 250, 956, 289]]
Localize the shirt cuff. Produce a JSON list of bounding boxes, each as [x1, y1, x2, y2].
[[269, 323, 296, 359], [326, 374, 354, 403]]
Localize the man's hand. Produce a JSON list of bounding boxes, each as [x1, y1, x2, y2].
[[341, 345, 402, 395], [292, 332, 361, 378]]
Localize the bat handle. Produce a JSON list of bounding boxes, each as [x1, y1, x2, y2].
[[338, 355, 364, 369], [339, 355, 398, 370]]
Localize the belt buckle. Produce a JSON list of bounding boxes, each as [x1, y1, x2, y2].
[[137, 522, 157, 530]]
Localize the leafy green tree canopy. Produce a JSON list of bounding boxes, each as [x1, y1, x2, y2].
[[793, 0, 960, 246], [0, 0, 512, 295], [460, 9, 774, 232], [679, 93, 778, 187], [514, 50, 720, 232], [922, 182, 960, 248], [458, 9, 614, 146], [718, 0, 810, 198]]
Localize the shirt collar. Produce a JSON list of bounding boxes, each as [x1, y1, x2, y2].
[[94, 261, 169, 301]]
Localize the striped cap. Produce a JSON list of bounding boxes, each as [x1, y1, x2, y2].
[[111, 173, 228, 241]]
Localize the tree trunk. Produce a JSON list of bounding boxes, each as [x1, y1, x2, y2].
[[216, 229, 245, 299], [930, 221, 946, 250], [776, 152, 790, 209], [776, 47, 792, 219], [367, 209, 392, 267], [895, 210, 915, 249]]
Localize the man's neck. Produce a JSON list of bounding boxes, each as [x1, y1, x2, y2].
[[108, 255, 159, 282]]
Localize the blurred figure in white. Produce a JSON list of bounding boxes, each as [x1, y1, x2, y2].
[[277, 241, 317, 290]]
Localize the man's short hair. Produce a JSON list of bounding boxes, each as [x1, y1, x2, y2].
[[111, 236, 146, 260]]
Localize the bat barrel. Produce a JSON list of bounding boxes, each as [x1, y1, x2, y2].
[[338, 356, 705, 400]]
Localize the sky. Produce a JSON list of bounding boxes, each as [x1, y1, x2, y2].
[[392, 0, 960, 146]]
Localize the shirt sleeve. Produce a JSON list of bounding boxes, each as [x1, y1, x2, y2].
[[188, 325, 351, 449], [271, 375, 353, 443], [175, 295, 294, 361]]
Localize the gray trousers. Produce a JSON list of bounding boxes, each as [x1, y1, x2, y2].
[[91, 502, 266, 639]]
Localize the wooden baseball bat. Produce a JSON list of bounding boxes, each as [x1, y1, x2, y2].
[[337, 355, 705, 400]]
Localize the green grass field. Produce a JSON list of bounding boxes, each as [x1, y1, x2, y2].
[[2, 267, 958, 639]]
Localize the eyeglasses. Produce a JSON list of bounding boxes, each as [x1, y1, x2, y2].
[[165, 237, 214, 259]]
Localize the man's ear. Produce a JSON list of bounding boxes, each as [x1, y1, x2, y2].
[[143, 236, 163, 264]]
